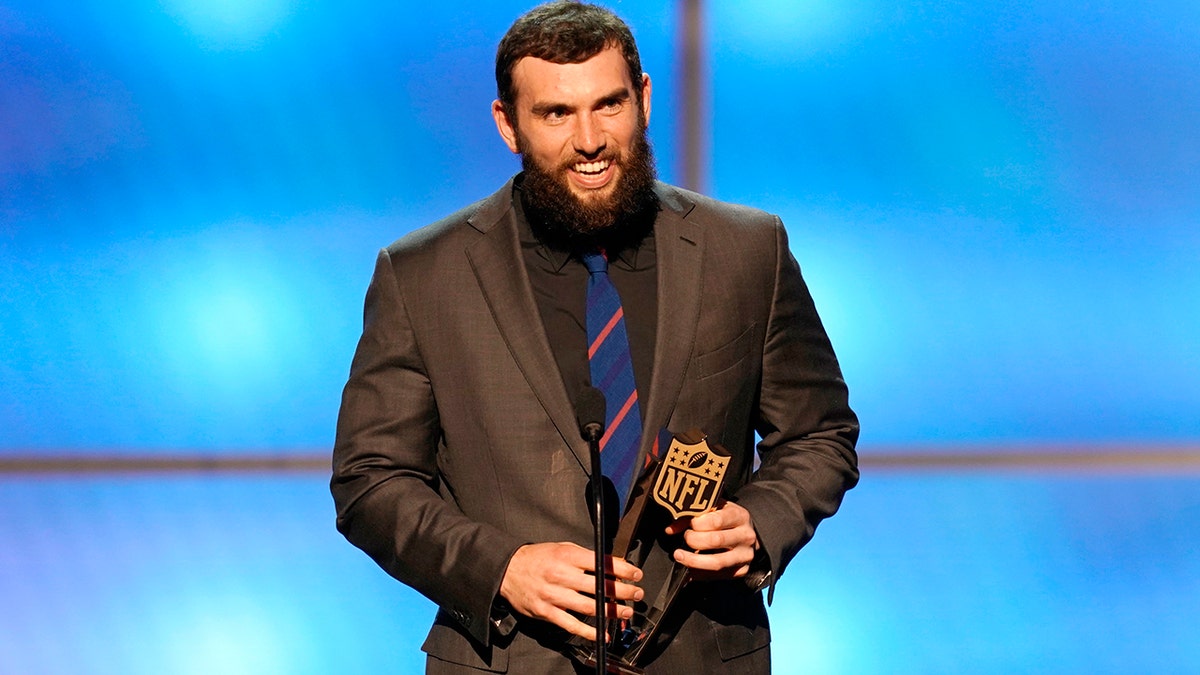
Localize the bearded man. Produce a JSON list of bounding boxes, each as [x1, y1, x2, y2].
[[331, 2, 859, 673]]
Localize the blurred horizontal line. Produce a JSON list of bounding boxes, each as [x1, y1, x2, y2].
[[1, 446, 1198, 475], [0, 454, 331, 474], [863, 447, 1200, 472]]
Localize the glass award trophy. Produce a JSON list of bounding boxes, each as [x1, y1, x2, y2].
[[570, 430, 731, 674]]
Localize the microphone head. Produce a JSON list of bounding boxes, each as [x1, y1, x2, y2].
[[576, 386, 606, 442]]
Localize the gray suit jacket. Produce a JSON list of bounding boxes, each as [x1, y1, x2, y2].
[[331, 179, 859, 673]]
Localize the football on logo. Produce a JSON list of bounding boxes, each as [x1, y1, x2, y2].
[[687, 451, 709, 469]]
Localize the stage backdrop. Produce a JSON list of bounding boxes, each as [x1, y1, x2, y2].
[[2, 0, 1197, 672]]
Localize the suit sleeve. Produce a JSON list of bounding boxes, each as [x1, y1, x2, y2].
[[732, 217, 860, 602], [330, 248, 524, 645]]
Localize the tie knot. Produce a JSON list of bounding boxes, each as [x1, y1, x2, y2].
[[581, 251, 608, 275]]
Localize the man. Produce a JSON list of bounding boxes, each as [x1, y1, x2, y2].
[[331, 2, 859, 673]]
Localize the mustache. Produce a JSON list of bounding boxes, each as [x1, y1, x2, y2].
[[554, 150, 621, 173], [511, 126, 622, 173]]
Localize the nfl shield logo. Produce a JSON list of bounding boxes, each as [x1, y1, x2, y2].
[[651, 435, 730, 519]]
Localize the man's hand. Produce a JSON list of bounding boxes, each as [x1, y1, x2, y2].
[[665, 500, 758, 580], [499, 542, 644, 642]]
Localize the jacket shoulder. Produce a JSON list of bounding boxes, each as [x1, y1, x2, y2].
[[655, 182, 780, 230], [383, 181, 514, 260]]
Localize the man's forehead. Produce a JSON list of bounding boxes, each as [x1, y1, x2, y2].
[[510, 47, 635, 103]]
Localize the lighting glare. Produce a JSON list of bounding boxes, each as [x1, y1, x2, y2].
[[167, 600, 291, 675], [159, 0, 296, 49]]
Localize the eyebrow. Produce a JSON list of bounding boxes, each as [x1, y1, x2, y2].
[[529, 87, 631, 117]]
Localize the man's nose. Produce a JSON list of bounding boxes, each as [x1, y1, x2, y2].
[[573, 113, 605, 156]]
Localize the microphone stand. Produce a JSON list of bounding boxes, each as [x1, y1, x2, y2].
[[576, 386, 609, 675], [585, 423, 608, 675]]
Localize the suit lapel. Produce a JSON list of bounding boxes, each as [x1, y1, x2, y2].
[[641, 186, 704, 459], [465, 186, 590, 470], [462, 182, 705, 473]]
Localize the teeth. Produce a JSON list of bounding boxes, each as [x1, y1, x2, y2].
[[574, 160, 610, 175]]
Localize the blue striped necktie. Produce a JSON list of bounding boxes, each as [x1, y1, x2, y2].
[[582, 251, 643, 515]]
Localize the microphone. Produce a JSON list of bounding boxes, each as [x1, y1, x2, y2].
[[576, 386, 608, 675], [577, 386, 606, 444]]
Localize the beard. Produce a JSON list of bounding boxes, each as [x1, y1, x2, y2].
[[517, 123, 659, 255]]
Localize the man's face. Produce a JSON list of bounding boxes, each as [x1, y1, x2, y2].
[[493, 46, 652, 215]]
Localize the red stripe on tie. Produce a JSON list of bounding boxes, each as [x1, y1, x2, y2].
[[599, 390, 639, 450], [588, 306, 624, 359]]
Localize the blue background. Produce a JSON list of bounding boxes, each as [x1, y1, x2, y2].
[[2, 0, 1197, 672]]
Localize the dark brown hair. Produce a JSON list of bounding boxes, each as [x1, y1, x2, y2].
[[495, 1, 643, 120]]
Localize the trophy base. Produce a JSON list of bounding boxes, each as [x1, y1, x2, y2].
[[569, 645, 645, 675]]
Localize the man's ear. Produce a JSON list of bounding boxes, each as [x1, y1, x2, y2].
[[639, 73, 652, 127], [492, 100, 521, 154]]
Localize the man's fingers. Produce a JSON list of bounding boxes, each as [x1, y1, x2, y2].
[[683, 527, 729, 550], [550, 605, 635, 642], [553, 568, 645, 607], [664, 501, 759, 579], [690, 501, 750, 531], [664, 501, 750, 536], [528, 591, 638, 640], [683, 524, 757, 551], [545, 607, 597, 642], [603, 572, 645, 604], [673, 546, 754, 574], [607, 556, 645, 584], [499, 541, 646, 639], [688, 510, 727, 531], [608, 601, 636, 621]]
